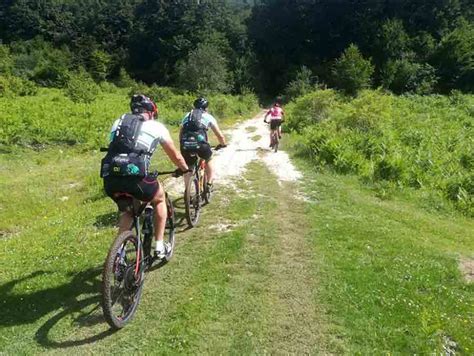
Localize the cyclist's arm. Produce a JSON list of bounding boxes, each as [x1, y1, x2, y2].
[[109, 118, 121, 142], [210, 123, 226, 146], [161, 139, 188, 172], [264, 111, 270, 122]]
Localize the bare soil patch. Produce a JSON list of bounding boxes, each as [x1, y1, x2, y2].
[[459, 257, 474, 283]]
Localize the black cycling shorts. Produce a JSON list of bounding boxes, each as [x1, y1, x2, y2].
[[181, 142, 213, 166], [270, 119, 282, 130], [104, 175, 159, 211]]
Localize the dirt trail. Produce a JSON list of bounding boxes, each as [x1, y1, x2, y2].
[[165, 111, 302, 194]]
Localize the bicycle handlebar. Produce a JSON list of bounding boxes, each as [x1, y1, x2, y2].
[[213, 144, 227, 151]]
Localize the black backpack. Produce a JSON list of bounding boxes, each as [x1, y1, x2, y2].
[[108, 114, 144, 154], [182, 109, 207, 133], [100, 114, 150, 178], [181, 109, 208, 151]]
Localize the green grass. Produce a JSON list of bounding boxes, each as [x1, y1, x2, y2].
[[293, 156, 474, 354], [1, 109, 472, 354], [0, 148, 329, 354]]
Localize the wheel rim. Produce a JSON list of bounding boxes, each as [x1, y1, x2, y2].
[[165, 196, 175, 260], [186, 178, 200, 225], [107, 237, 142, 322]]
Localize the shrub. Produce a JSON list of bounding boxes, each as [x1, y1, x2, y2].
[[373, 155, 405, 182], [286, 89, 339, 132], [285, 66, 316, 100], [65, 69, 100, 103], [115, 68, 136, 88], [9, 38, 74, 88], [287, 89, 474, 216], [0, 45, 13, 74], [128, 81, 151, 97], [33, 65, 70, 88], [332, 44, 374, 96], [147, 85, 177, 102], [89, 50, 112, 82], [0, 75, 38, 97], [382, 59, 437, 94], [338, 90, 393, 134], [8, 76, 38, 96]]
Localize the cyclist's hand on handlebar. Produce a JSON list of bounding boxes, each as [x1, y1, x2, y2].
[[215, 144, 227, 150], [173, 168, 190, 177]]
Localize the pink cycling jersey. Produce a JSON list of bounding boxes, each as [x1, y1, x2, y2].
[[267, 106, 284, 120]]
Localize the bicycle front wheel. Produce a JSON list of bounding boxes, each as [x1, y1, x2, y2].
[[184, 174, 201, 227], [102, 231, 144, 329], [163, 193, 176, 262]]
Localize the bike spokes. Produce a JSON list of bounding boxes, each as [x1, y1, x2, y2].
[[102, 232, 144, 329], [185, 176, 201, 227]]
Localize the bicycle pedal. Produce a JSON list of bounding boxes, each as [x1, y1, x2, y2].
[[153, 251, 166, 260]]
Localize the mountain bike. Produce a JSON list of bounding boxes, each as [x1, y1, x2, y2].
[[184, 145, 225, 227], [265, 119, 282, 153], [101, 170, 176, 330]]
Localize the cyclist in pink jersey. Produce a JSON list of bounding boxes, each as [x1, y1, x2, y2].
[[264, 99, 285, 144]]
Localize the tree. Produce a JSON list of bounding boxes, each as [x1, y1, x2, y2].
[[332, 44, 374, 95], [375, 19, 410, 64], [176, 43, 232, 93], [434, 19, 474, 92]]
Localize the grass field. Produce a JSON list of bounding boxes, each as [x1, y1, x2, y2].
[[1, 134, 473, 354]]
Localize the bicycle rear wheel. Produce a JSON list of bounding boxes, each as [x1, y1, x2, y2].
[[184, 174, 201, 227], [272, 132, 279, 152], [102, 231, 144, 329]]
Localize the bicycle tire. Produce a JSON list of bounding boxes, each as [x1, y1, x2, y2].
[[202, 170, 212, 204], [273, 134, 279, 152], [184, 173, 201, 227], [102, 231, 144, 329], [163, 193, 176, 262]]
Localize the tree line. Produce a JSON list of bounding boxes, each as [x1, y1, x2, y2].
[[0, 0, 473, 98]]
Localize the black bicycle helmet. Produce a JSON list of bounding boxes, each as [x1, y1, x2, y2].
[[193, 97, 209, 110], [130, 94, 158, 117]]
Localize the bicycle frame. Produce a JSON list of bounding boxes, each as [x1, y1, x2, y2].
[[118, 170, 176, 277]]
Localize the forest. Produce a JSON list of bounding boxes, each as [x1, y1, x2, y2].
[[1, 0, 474, 98]]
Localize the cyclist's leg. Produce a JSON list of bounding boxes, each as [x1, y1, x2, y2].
[[132, 175, 164, 243], [149, 181, 167, 244], [205, 158, 214, 184], [199, 143, 214, 184], [181, 148, 196, 188], [104, 176, 134, 233]]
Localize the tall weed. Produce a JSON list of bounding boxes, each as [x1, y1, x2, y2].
[[288, 89, 474, 216], [0, 87, 259, 148]]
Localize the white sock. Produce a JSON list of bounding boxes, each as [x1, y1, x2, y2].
[[155, 240, 164, 252]]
